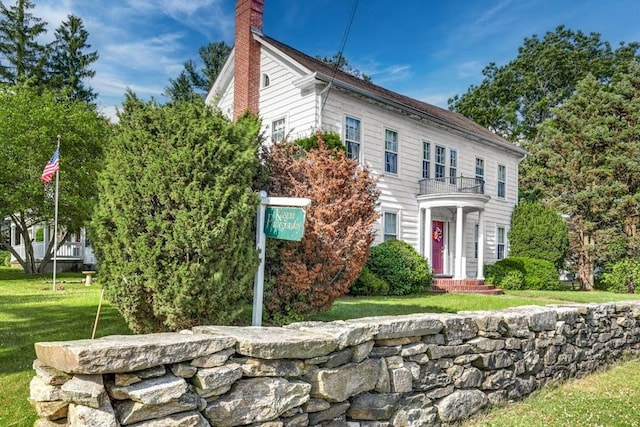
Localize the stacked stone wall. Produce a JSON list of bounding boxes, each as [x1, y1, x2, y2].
[[29, 302, 640, 426]]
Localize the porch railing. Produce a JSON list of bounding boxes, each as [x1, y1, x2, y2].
[[418, 177, 485, 196]]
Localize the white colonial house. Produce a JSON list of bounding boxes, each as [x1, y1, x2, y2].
[[214, 0, 527, 291]]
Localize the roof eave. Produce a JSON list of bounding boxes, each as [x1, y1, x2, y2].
[[314, 72, 527, 157]]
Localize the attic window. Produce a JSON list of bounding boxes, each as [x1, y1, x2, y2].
[[262, 74, 270, 87]]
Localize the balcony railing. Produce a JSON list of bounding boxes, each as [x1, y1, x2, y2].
[[419, 177, 485, 196]]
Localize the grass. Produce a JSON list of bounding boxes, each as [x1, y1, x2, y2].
[[0, 268, 131, 426], [309, 290, 640, 322], [464, 358, 640, 426], [2, 268, 640, 426]]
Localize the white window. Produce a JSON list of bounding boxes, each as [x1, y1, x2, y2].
[[474, 224, 479, 259], [497, 226, 506, 260], [475, 157, 484, 187], [497, 164, 506, 199], [385, 129, 398, 174], [449, 149, 457, 184], [435, 145, 446, 180], [262, 74, 270, 87], [271, 118, 285, 142], [345, 116, 361, 160], [383, 212, 398, 241], [422, 141, 430, 178]]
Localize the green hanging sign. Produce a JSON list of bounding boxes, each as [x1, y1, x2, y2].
[[264, 206, 307, 241]]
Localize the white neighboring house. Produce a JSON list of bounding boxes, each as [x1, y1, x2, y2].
[[5, 221, 95, 272], [213, 0, 527, 289]]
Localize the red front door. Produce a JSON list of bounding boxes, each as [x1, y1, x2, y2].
[[432, 221, 445, 274]]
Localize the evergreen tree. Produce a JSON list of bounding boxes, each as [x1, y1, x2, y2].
[[0, 0, 48, 84], [165, 41, 231, 101], [49, 15, 98, 104], [508, 201, 569, 269], [530, 62, 640, 289], [91, 96, 263, 332]]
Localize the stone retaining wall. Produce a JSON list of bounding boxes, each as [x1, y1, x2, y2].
[[30, 302, 640, 426]]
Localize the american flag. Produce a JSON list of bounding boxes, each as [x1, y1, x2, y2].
[[41, 148, 60, 183]]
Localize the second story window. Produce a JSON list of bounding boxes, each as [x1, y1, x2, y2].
[[385, 129, 398, 174], [345, 116, 361, 160], [271, 118, 285, 142], [497, 164, 506, 199], [422, 141, 430, 178], [475, 157, 484, 185], [449, 149, 457, 184], [435, 145, 446, 180]]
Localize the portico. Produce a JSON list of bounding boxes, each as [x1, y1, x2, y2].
[[417, 177, 491, 280]]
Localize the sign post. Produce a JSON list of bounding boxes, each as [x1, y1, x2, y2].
[[253, 192, 311, 326]]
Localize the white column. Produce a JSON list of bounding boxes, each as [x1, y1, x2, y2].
[[425, 207, 432, 266], [477, 209, 485, 280], [461, 211, 467, 278], [455, 206, 464, 279]]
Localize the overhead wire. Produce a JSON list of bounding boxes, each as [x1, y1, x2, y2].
[[320, 0, 360, 113]]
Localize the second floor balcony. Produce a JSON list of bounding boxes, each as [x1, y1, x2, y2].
[[419, 177, 485, 196]]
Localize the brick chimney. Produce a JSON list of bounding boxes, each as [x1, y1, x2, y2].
[[234, 0, 264, 120]]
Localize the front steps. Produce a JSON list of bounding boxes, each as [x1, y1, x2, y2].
[[431, 278, 504, 295]]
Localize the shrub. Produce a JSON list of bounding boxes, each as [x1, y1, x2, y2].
[[508, 202, 569, 269], [263, 133, 379, 323], [293, 131, 345, 152], [601, 258, 640, 293], [0, 250, 10, 267], [91, 98, 262, 333], [521, 258, 560, 290], [485, 257, 559, 290], [501, 270, 525, 290], [366, 239, 433, 296], [350, 265, 390, 296]]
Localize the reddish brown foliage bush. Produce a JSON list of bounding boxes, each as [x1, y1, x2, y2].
[[263, 132, 379, 321]]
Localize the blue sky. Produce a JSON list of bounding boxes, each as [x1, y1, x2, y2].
[[32, 0, 640, 121]]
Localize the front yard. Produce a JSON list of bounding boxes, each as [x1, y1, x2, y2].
[[2, 268, 640, 426]]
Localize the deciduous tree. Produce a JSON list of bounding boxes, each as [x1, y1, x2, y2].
[[0, 84, 109, 274]]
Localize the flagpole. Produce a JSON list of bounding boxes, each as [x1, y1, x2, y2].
[[52, 135, 61, 291]]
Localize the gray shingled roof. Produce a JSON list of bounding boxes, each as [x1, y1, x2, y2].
[[260, 34, 525, 155]]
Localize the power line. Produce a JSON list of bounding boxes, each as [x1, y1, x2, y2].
[[321, 0, 359, 113]]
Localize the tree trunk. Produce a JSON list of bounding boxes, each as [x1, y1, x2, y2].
[[577, 231, 595, 291]]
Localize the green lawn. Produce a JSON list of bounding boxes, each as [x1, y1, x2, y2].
[[2, 268, 640, 426], [0, 269, 131, 426]]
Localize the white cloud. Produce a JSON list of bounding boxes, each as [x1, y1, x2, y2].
[[457, 61, 483, 79]]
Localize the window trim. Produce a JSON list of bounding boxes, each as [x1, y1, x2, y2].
[[497, 164, 506, 199], [384, 128, 398, 174], [344, 115, 362, 161], [271, 117, 286, 143], [382, 210, 399, 242], [435, 145, 446, 180], [449, 149, 457, 184], [422, 140, 431, 179], [496, 225, 507, 260], [474, 223, 479, 259]]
